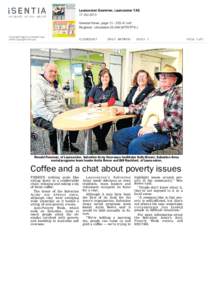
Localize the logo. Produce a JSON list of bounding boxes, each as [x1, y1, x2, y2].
[[8, 7, 46, 15]]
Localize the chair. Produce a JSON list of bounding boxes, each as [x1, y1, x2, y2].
[[31, 123, 50, 155]]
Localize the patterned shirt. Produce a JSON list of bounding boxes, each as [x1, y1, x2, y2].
[[129, 85, 183, 145]]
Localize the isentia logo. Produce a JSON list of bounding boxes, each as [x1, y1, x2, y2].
[[8, 7, 46, 15]]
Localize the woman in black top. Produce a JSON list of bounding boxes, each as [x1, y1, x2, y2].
[[116, 69, 154, 130], [88, 68, 118, 150]]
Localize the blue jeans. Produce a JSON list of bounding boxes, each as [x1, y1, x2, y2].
[[112, 126, 170, 155]]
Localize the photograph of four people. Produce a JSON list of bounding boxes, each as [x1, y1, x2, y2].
[[32, 60, 183, 155]]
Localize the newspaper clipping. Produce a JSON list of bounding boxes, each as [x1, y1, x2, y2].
[[4, 0, 213, 299]]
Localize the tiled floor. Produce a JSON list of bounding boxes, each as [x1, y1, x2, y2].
[[31, 125, 113, 155], [31, 125, 183, 156]]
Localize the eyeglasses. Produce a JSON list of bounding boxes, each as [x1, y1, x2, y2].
[[159, 74, 176, 79]]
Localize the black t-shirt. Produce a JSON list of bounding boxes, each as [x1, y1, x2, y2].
[[83, 70, 94, 89]]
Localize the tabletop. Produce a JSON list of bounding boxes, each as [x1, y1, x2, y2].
[[53, 106, 135, 131]]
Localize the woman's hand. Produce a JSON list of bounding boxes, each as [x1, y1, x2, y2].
[[88, 102, 94, 108], [101, 103, 108, 107]]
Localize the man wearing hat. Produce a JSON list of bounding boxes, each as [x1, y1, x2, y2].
[[112, 65, 183, 155]]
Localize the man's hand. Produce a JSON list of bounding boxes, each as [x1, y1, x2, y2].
[[138, 126, 156, 136], [115, 107, 125, 115]]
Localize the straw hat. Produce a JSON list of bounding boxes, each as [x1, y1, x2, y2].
[[155, 64, 183, 85]]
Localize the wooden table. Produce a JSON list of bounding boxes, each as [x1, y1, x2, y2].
[[53, 106, 135, 155]]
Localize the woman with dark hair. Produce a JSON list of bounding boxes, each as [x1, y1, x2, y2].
[[116, 69, 154, 130], [88, 68, 118, 150]]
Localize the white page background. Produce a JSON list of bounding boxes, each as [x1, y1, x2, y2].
[[1, 1, 213, 299]]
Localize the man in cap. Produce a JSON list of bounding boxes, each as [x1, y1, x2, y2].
[[32, 63, 79, 154], [112, 65, 183, 155]]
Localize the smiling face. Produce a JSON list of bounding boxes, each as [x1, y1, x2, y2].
[[159, 73, 177, 90], [101, 72, 110, 86], [137, 71, 148, 87], [44, 64, 58, 83]]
